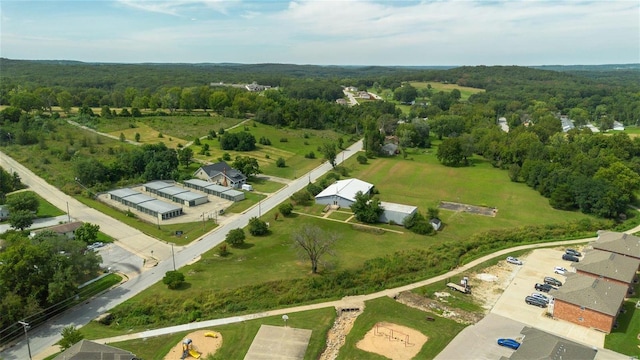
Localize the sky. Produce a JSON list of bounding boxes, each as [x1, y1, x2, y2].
[[1, 0, 639, 66]]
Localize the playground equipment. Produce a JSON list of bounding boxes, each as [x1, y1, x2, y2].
[[180, 338, 201, 359], [204, 331, 218, 338], [374, 323, 413, 347]]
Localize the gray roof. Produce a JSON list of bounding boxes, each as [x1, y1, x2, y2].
[[594, 231, 640, 259], [184, 178, 212, 187], [315, 178, 373, 203], [124, 193, 155, 205], [550, 273, 627, 316], [509, 327, 596, 360], [33, 221, 83, 235], [108, 188, 138, 198], [174, 191, 207, 202], [143, 180, 173, 191], [53, 339, 136, 360], [142, 199, 182, 214], [156, 185, 188, 196], [197, 161, 246, 181], [380, 201, 417, 214], [222, 188, 244, 197], [574, 249, 640, 283]]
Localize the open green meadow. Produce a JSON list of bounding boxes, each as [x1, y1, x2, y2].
[[605, 282, 640, 356], [410, 81, 485, 101]]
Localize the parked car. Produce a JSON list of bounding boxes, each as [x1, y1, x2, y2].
[[535, 283, 553, 292], [506, 256, 523, 265], [531, 292, 551, 304], [554, 266, 567, 275], [562, 253, 580, 262], [497, 338, 521, 350], [565, 249, 582, 257], [544, 276, 563, 287], [525, 295, 548, 308]]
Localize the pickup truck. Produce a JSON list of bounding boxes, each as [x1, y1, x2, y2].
[[447, 282, 470, 294]]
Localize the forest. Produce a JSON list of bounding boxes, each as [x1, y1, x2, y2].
[[1, 59, 640, 221]]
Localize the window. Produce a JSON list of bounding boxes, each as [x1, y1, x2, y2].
[[580, 306, 585, 311], [578, 317, 584, 322]]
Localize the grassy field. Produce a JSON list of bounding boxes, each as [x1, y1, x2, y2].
[[100, 307, 335, 360], [3, 191, 66, 220], [605, 282, 640, 356], [338, 297, 466, 359], [410, 81, 485, 101]]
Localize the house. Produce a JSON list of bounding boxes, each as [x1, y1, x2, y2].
[[193, 161, 247, 189], [378, 201, 417, 225], [0, 205, 9, 220], [245, 82, 271, 92], [549, 273, 628, 333], [559, 115, 575, 133], [497, 117, 509, 133], [345, 86, 358, 92], [502, 327, 597, 360], [573, 249, 639, 291], [593, 231, 640, 260], [357, 91, 372, 99], [53, 339, 137, 360], [336, 98, 348, 105], [315, 178, 374, 208], [30, 221, 83, 239]]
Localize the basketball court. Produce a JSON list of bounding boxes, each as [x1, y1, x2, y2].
[[244, 325, 312, 360]]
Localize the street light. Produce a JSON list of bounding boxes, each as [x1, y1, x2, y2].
[[18, 321, 32, 360]]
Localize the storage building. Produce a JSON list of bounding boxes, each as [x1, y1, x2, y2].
[[378, 201, 417, 225], [183, 179, 245, 201], [315, 178, 373, 208]]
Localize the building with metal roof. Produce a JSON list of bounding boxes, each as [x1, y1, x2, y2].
[[108, 188, 183, 221], [378, 201, 418, 225], [183, 178, 245, 202], [549, 273, 628, 333], [143, 181, 208, 207], [593, 231, 640, 260], [315, 178, 374, 208]]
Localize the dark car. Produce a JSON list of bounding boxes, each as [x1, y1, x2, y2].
[[544, 276, 563, 287], [565, 249, 582, 257], [535, 283, 553, 292], [562, 253, 580, 262], [497, 338, 521, 350], [525, 295, 548, 308]]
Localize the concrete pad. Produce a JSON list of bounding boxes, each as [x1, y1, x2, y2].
[[491, 248, 606, 347], [244, 325, 312, 360]]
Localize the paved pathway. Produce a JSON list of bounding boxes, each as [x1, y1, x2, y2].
[[0, 214, 71, 234]]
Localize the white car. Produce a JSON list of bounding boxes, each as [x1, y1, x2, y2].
[[506, 256, 523, 265], [531, 292, 551, 304], [554, 266, 567, 275]]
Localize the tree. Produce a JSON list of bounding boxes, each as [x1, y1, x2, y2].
[[9, 209, 35, 230], [74, 223, 100, 245], [57, 91, 74, 114], [58, 325, 84, 351], [162, 270, 185, 289], [278, 203, 294, 217], [356, 155, 368, 164], [232, 156, 261, 178], [178, 147, 194, 168], [292, 224, 338, 274], [119, 133, 126, 142], [225, 228, 245, 247], [436, 137, 465, 166], [320, 142, 337, 167], [350, 191, 383, 224], [134, 133, 141, 142], [248, 217, 269, 236], [276, 157, 286, 168], [6, 192, 39, 213]]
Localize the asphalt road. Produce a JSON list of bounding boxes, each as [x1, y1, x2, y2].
[[0, 140, 363, 360]]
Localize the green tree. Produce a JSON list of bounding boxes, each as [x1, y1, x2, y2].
[[119, 133, 126, 142], [57, 91, 74, 114], [232, 156, 261, 177], [320, 142, 337, 167], [74, 223, 100, 245], [436, 137, 465, 166], [292, 224, 338, 274], [226, 228, 246, 247], [58, 325, 84, 351], [248, 217, 269, 236], [350, 191, 383, 224], [134, 133, 141, 142], [9, 209, 35, 230], [356, 155, 368, 164], [276, 157, 286, 168], [278, 203, 294, 217], [178, 147, 194, 168], [162, 270, 185, 289], [6, 192, 39, 213]]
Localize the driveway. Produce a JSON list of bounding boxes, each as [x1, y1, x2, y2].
[[0, 214, 70, 234]]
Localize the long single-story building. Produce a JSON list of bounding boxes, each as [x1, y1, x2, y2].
[[30, 221, 83, 239], [193, 161, 247, 189], [573, 249, 639, 290], [501, 327, 596, 360], [593, 230, 640, 260], [550, 273, 628, 333], [379, 201, 417, 225], [143, 181, 208, 207], [315, 178, 374, 208], [108, 188, 183, 220], [183, 178, 245, 202]]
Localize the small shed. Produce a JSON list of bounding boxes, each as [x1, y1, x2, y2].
[[379, 201, 418, 225]]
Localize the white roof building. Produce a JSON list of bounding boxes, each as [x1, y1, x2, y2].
[[315, 178, 374, 208]]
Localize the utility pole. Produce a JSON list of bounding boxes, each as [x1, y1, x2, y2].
[[171, 243, 176, 271], [66, 202, 71, 223], [18, 321, 32, 360]]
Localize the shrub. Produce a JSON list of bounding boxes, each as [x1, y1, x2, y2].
[[305, 151, 316, 159], [222, 152, 231, 161], [248, 217, 269, 236], [217, 243, 229, 257], [276, 157, 286, 167], [290, 189, 312, 206], [306, 183, 322, 196], [278, 203, 294, 216], [162, 271, 185, 289], [280, 137, 288, 142], [226, 228, 245, 247], [259, 136, 271, 145], [357, 155, 368, 164], [194, 137, 201, 145]]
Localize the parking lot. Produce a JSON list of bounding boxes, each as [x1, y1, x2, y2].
[[491, 248, 607, 347]]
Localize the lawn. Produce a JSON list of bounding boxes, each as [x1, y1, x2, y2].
[[338, 297, 466, 359], [247, 177, 287, 193], [410, 81, 485, 101], [605, 282, 640, 356], [6, 191, 66, 218], [102, 307, 335, 360]]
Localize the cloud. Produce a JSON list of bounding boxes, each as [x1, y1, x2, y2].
[[116, 0, 239, 17]]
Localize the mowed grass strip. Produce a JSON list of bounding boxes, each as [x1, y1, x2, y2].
[[337, 297, 466, 360], [410, 81, 485, 101], [108, 122, 188, 148]]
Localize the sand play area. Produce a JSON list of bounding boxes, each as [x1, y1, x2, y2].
[[163, 330, 222, 360], [356, 322, 428, 360]]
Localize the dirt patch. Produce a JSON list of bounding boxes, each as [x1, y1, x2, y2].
[[163, 330, 222, 360], [470, 258, 524, 311], [438, 201, 497, 217], [395, 292, 482, 325], [356, 322, 428, 360]]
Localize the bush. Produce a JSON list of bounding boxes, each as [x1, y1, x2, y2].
[[259, 136, 271, 145], [217, 243, 229, 257], [305, 151, 316, 159], [194, 137, 201, 145], [162, 270, 185, 289], [226, 228, 245, 247], [306, 183, 322, 196], [280, 137, 288, 142], [357, 155, 368, 164], [290, 189, 312, 206], [278, 203, 294, 216], [58, 325, 84, 351], [222, 152, 231, 161], [276, 157, 286, 167], [248, 217, 269, 236]]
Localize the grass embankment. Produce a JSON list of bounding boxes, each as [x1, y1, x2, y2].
[[605, 282, 640, 356]]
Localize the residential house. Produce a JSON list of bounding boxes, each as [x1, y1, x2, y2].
[[593, 231, 640, 260], [550, 273, 628, 333], [315, 178, 374, 208], [53, 339, 137, 360], [30, 221, 83, 239], [335, 98, 348, 105], [193, 161, 247, 189], [573, 249, 639, 292], [245, 82, 271, 92], [357, 91, 372, 100]]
